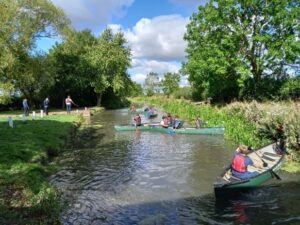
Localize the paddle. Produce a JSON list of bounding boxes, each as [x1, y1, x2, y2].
[[249, 147, 281, 180]]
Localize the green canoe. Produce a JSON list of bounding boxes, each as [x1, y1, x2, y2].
[[114, 124, 152, 131], [114, 124, 225, 135], [214, 143, 285, 197]]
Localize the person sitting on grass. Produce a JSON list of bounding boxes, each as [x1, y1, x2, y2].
[[231, 145, 265, 180], [133, 114, 142, 127]]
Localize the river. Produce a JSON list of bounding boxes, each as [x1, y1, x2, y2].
[[50, 109, 300, 225]]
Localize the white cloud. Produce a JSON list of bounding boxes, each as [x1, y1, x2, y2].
[[131, 59, 180, 75], [169, 0, 206, 8], [109, 15, 189, 84], [130, 73, 147, 84], [123, 15, 189, 61], [51, 0, 134, 31], [129, 59, 181, 84]]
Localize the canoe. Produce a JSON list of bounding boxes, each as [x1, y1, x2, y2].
[[114, 124, 224, 135], [128, 109, 145, 114], [114, 124, 153, 131], [214, 143, 285, 197], [146, 113, 158, 119], [148, 126, 225, 135]]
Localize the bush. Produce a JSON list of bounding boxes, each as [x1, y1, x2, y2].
[[172, 87, 193, 100], [280, 77, 300, 100]]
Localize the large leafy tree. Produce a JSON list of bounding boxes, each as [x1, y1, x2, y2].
[[87, 28, 131, 106], [161, 72, 181, 96], [0, 0, 69, 103], [47, 29, 97, 107], [183, 0, 300, 101]]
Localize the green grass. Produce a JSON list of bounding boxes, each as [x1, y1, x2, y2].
[[0, 114, 81, 224], [282, 162, 300, 173]]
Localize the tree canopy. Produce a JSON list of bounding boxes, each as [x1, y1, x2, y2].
[[182, 0, 300, 102], [0, 0, 69, 103], [0, 1, 135, 108]]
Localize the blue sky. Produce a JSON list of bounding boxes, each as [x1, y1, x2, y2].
[[41, 0, 207, 85]]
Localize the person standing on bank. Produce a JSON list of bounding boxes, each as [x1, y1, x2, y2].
[[23, 98, 29, 116], [65, 95, 77, 114], [43, 97, 50, 115]]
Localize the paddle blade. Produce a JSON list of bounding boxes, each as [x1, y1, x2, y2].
[[271, 170, 281, 180]]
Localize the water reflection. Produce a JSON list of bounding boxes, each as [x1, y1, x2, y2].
[[50, 109, 300, 225]]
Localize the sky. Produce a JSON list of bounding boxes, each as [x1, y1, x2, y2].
[[40, 0, 207, 85]]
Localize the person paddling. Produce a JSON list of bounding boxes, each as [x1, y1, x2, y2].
[[133, 113, 142, 127], [160, 116, 169, 128], [231, 145, 265, 180], [166, 113, 172, 126]]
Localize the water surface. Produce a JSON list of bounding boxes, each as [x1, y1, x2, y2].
[[50, 109, 300, 225]]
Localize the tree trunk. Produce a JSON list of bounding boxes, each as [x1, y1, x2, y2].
[[97, 93, 102, 106]]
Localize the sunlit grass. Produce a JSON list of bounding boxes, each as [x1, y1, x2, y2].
[[0, 114, 81, 224]]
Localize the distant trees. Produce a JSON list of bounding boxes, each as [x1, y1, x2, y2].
[[183, 0, 300, 102], [161, 72, 180, 96], [144, 72, 160, 96]]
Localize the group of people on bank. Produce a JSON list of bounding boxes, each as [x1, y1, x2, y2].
[[22, 96, 77, 116]]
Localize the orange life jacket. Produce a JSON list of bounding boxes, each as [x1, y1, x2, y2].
[[231, 153, 247, 173]]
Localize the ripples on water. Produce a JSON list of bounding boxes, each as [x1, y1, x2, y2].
[[50, 110, 300, 225]]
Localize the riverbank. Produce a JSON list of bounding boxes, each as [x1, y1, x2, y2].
[[130, 96, 300, 173], [0, 113, 83, 224]]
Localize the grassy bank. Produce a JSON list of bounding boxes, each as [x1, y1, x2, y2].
[[0, 114, 82, 224], [130, 96, 300, 172]]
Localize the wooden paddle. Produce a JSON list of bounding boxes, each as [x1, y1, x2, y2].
[[249, 147, 281, 180]]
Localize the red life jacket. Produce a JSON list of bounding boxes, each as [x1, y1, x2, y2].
[[231, 153, 247, 173]]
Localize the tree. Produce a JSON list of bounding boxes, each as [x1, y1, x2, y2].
[[161, 72, 180, 96], [47, 29, 97, 107], [182, 0, 300, 102], [128, 81, 143, 97], [87, 28, 131, 106], [0, 0, 69, 103], [143, 72, 160, 96]]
